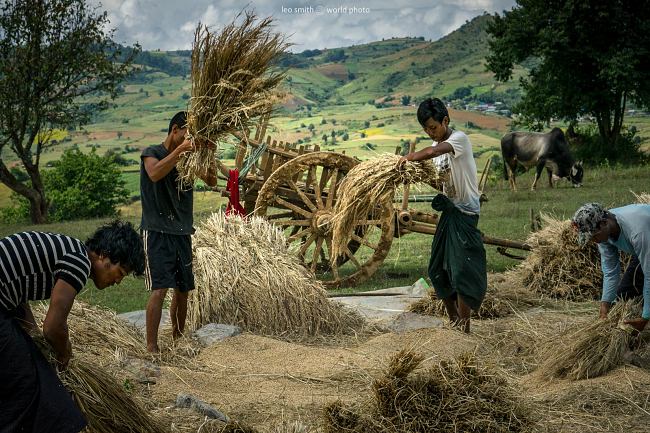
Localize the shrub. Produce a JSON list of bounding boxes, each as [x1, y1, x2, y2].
[[571, 123, 646, 165], [0, 149, 129, 223]]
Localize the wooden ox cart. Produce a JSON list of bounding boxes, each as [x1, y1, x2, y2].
[[216, 116, 530, 288]]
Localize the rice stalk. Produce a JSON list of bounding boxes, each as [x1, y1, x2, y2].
[[179, 11, 289, 186], [331, 154, 443, 258], [536, 299, 643, 380]]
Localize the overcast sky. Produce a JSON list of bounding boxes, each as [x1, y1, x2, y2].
[[91, 0, 517, 52]]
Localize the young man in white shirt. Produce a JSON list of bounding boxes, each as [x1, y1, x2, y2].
[[399, 98, 486, 332]]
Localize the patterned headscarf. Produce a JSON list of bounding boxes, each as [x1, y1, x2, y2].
[[571, 203, 607, 245]]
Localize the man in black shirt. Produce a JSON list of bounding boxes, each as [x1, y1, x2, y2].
[[141, 111, 217, 353], [0, 220, 144, 432]]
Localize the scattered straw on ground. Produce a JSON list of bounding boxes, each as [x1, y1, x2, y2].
[[189, 212, 367, 339], [331, 154, 443, 258], [408, 287, 516, 319], [179, 12, 288, 186], [536, 299, 646, 380], [323, 349, 532, 433]]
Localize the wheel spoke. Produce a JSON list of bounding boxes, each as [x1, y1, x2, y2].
[[351, 234, 379, 251], [311, 237, 324, 274], [311, 166, 324, 209], [299, 233, 317, 258], [288, 227, 311, 242], [275, 219, 311, 226], [286, 178, 317, 212], [275, 197, 312, 218], [319, 167, 330, 199], [326, 168, 340, 209], [345, 247, 362, 270], [267, 211, 295, 220]]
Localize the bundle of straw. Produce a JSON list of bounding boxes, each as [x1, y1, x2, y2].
[[514, 215, 604, 300], [536, 299, 644, 380], [188, 212, 366, 338], [408, 288, 513, 319], [32, 336, 166, 433], [323, 349, 531, 433], [331, 154, 442, 258], [178, 12, 289, 186]]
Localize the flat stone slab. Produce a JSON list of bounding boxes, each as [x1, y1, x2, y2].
[[334, 280, 442, 331], [193, 323, 242, 346], [117, 309, 170, 332]]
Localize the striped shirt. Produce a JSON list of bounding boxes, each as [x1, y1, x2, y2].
[[0, 232, 91, 312]]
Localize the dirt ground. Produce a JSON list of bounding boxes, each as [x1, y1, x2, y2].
[[103, 273, 650, 433]]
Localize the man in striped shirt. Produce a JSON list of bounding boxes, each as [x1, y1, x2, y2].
[[0, 220, 144, 432]]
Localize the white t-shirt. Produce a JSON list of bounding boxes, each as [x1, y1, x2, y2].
[[431, 130, 480, 214]]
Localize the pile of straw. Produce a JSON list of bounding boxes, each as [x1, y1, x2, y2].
[[408, 288, 513, 319], [32, 301, 147, 360], [188, 212, 366, 338], [331, 154, 442, 258], [323, 349, 531, 433], [32, 336, 166, 433], [514, 215, 604, 300], [179, 12, 288, 186], [536, 300, 644, 380]]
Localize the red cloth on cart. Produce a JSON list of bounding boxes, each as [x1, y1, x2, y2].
[[226, 169, 246, 216]]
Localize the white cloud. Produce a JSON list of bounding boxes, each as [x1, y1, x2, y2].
[[90, 0, 517, 51]]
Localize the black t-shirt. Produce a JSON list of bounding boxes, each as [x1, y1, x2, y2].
[[140, 144, 193, 235]]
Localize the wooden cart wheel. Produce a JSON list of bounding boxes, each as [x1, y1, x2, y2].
[[254, 152, 394, 288]]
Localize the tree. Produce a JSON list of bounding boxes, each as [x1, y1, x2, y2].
[[0, 0, 139, 223], [401, 95, 411, 106], [486, 0, 650, 147]]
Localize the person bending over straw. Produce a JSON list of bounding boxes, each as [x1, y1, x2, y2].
[[141, 111, 217, 353], [572, 202, 650, 331], [398, 98, 487, 333], [0, 221, 144, 432]]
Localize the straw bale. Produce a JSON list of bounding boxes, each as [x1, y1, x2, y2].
[[31, 336, 166, 433], [189, 212, 367, 338], [322, 349, 532, 433], [331, 154, 443, 258], [179, 12, 288, 186], [536, 299, 645, 380]]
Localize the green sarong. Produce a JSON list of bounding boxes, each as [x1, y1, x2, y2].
[[427, 194, 487, 311]]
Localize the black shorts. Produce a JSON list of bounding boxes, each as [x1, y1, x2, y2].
[[142, 230, 194, 292]]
